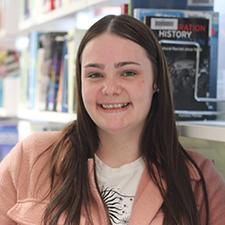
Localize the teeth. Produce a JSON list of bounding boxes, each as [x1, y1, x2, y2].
[[101, 103, 129, 109]]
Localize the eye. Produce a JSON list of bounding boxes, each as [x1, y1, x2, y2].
[[88, 73, 103, 78], [122, 71, 136, 76]]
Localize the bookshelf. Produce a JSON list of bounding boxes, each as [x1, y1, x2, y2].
[[18, 0, 129, 32], [0, 0, 129, 136], [17, 109, 76, 124], [0, 0, 225, 144]]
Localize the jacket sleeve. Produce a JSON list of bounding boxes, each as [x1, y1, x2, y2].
[[0, 141, 23, 225], [197, 156, 225, 225]]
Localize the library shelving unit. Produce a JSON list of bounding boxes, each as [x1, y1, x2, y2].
[[18, 0, 129, 32], [1, 0, 225, 145], [14, 0, 128, 127]]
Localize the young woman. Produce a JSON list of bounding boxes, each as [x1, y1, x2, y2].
[[0, 14, 225, 225]]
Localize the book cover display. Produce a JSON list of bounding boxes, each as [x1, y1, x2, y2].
[[134, 9, 219, 120], [146, 16, 209, 120]]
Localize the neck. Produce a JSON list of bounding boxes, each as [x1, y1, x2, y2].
[[96, 128, 142, 168]]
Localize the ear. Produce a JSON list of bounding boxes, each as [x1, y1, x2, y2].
[[153, 83, 160, 93]]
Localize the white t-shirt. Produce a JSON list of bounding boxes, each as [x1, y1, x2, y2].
[[94, 154, 145, 225]]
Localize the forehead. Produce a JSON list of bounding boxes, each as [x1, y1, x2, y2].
[[81, 33, 148, 63]]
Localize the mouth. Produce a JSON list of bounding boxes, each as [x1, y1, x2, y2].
[[101, 103, 130, 109]]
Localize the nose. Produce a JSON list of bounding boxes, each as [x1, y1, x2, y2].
[[101, 77, 122, 96]]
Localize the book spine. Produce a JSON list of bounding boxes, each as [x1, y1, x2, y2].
[[35, 48, 45, 110], [57, 38, 68, 112], [121, 4, 129, 15], [20, 48, 29, 109], [67, 28, 86, 113], [45, 0, 55, 12], [47, 36, 64, 111], [28, 32, 42, 110]]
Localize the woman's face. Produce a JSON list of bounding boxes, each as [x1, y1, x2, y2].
[[81, 33, 155, 135]]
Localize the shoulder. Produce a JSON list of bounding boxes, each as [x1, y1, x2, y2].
[[22, 131, 60, 155], [186, 150, 213, 172], [185, 149, 221, 181], [0, 131, 61, 175], [185, 151, 225, 224]]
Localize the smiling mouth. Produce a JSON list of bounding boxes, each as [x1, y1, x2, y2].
[[101, 103, 130, 109]]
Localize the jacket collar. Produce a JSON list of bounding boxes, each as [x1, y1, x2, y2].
[[87, 157, 200, 225], [187, 160, 201, 181], [129, 166, 165, 224]]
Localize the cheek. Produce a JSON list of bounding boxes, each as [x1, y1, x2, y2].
[[82, 83, 98, 107], [135, 80, 154, 97]]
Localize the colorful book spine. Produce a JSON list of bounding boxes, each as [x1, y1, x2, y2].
[[45, 0, 55, 12], [47, 35, 65, 111], [121, 4, 129, 15], [38, 32, 66, 111]]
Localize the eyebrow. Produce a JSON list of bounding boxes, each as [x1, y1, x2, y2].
[[83, 63, 105, 69], [114, 61, 141, 68], [83, 61, 141, 70]]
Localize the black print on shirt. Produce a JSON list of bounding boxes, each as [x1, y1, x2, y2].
[[100, 186, 135, 225]]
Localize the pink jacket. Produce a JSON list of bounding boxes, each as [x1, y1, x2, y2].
[[0, 131, 225, 224]]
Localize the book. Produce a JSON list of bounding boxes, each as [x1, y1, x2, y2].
[[56, 38, 68, 112], [28, 31, 43, 110], [129, 0, 214, 16], [35, 47, 45, 110], [45, 0, 55, 12], [47, 35, 65, 111], [20, 47, 29, 109], [67, 28, 86, 113], [54, 0, 61, 9], [24, 0, 31, 19], [0, 50, 20, 78], [61, 53, 69, 112], [0, 123, 18, 162], [121, 4, 129, 15], [19, 0, 25, 22], [39, 32, 66, 111], [147, 16, 210, 120], [134, 8, 219, 120]]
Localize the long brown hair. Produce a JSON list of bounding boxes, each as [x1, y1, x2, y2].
[[42, 14, 209, 225]]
